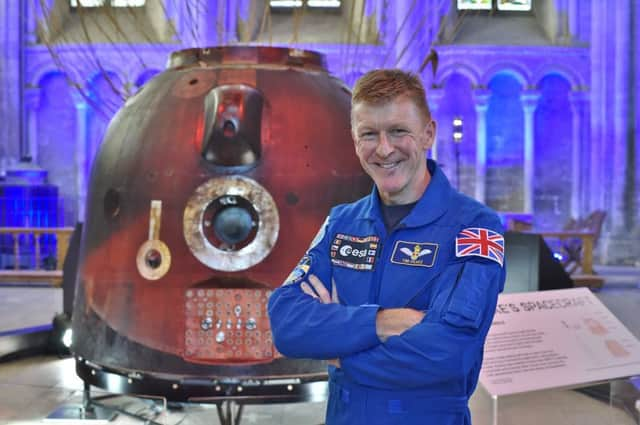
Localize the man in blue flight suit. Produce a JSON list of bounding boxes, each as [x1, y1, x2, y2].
[[268, 69, 506, 425]]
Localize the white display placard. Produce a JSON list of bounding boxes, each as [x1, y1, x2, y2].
[[480, 287, 640, 396]]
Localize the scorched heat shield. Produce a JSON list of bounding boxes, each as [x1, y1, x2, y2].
[[71, 46, 372, 386]]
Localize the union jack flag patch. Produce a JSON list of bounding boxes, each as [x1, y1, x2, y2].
[[455, 227, 505, 267]]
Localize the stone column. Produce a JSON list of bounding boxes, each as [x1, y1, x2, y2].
[[0, 1, 22, 165], [221, 1, 239, 44], [554, 0, 570, 44], [589, 0, 637, 263], [26, 1, 38, 44], [430, 0, 445, 43], [236, 0, 267, 43], [635, 0, 640, 237], [615, 0, 634, 232], [37, 0, 64, 45], [146, 0, 176, 42], [363, 0, 385, 44], [166, 1, 187, 46], [521, 90, 540, 214], [568, 90, 589, 218], [427, 87, 445, 161], [24, 88, 41, 164], [26, 0, 56, 44], [392, 0, 419, 69], [473, 89, 490, 203], [568, 0, 579, 42], [71, 92, 88, 222], [177, 1, 220, 47]]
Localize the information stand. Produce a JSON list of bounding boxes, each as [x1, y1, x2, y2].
[[479, 287, 640, 425]]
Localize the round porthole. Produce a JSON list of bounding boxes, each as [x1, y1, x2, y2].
[[183, 176, 279, 272]]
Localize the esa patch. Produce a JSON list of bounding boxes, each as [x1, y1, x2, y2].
[[283, 255, 312, 286], [330, 233, 379, 270], [390, 241, 438, 267], [455, 227, 505, 266]]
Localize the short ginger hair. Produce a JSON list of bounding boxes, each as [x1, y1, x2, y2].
[[351, 69, 431, 122]]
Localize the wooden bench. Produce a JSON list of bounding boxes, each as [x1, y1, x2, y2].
[[536, 210, 607, 290], [535, 230, 597, 274], [0, 227, 74, 287], [570, 274, 605, 290]]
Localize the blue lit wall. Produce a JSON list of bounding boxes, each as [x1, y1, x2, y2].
[[87, 71, 124, 179], [486, 73, 525, 212], [37, 72, 77, 226], [534, 74, 573, 230], [0, 1, 637, 263], [437, 73, 476, 196]]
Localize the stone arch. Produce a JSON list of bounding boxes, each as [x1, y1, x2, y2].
[[38, 71, 74, 108], [31, 62, 70, 88], [86, 70, 125, 114], [435, 62, 482, 88], [481, 62, 530, 88], [531, 64, 586, 90], [85, 63, 128, 86], [30, 60, 90, 91]]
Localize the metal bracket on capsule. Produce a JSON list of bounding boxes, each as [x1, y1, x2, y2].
[[136, 200, 172, 280]]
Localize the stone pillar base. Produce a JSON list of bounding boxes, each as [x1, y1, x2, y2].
[[601, 228, 640, 266]]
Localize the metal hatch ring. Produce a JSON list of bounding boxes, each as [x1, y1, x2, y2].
[[183, 176, 279, 272]]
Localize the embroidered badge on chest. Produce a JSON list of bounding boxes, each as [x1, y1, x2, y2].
[[391, 241, 438, 267], [330, 234, 379, 270]]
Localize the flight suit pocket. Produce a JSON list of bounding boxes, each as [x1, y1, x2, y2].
[[442, 261, 494, 330]]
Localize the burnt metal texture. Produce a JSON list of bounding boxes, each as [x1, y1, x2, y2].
[[71, 45, 371, 398]]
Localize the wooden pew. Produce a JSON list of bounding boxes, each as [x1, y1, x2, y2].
[[507, 210, 607, 290], [0, 227, 74, 287]]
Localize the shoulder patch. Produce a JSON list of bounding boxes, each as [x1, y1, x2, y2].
[[455, 227, 504, 266], [283, 255, 312, 286]]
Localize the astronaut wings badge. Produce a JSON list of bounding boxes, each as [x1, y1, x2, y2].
[[455, 227, 504, 266]]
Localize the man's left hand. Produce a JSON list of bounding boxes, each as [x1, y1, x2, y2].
[[300, 274, 339, 303]]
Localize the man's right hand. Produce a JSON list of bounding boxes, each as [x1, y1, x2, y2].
[[375, 308, 426, 342]]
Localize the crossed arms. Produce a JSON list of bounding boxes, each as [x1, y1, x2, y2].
[[268, 261, 503, 389]]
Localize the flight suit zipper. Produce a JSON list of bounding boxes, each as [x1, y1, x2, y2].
[[368, 221, 389, 304], [370, 222, 408, 304]]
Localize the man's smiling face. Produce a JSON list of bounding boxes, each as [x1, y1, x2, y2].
[[352, 96, 436, 205]]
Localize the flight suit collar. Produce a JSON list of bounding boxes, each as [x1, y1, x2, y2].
[[360, 159, 452, 228]]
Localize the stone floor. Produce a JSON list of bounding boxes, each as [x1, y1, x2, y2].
[[0, 265, 639, 424]]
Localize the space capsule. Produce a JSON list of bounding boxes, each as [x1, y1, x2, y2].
[[71, 46, 372, 399]]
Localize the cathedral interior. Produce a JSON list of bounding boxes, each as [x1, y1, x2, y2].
[[0, 0, 639, 424]]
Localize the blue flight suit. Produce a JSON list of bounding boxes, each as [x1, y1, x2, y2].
[[268, 160, 506, 425]]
